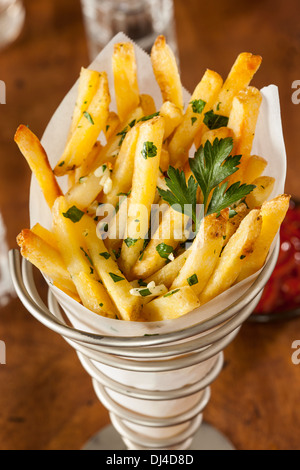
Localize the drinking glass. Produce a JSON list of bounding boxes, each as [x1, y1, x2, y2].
[[0, 0, 25, 50], [80, 0, 178, 60]]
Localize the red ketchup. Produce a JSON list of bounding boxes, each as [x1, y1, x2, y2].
[[254, 200, 300, 315]]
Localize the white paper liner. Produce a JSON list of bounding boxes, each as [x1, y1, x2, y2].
[[27, 33, 287, 438]]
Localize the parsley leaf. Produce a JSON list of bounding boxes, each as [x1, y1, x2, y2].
[[189, 138, 237, 209], [187, 274, 199, 286], [207, 181, 256, 216], [203, 110, 229, 130], [157, 167, 198, 227]]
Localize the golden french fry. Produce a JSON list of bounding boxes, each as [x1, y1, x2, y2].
[[160, 147, 170, 173], [31, 223, 58, 250], [199, 126, 234, 149], [145, 250, 191, 288], [52, 196, 117, 317], [132, 207, 189, 279], [245, 176, 275, 209], [243, 155, 268, 185], [69, 68, 102, 138], [139, 94, 157, 116], [104, 112, 121, 142], [16, 229, 77, 295], [199, 209, 263, 304], [224, 203, 250, 244], [236, 195, 290, 282], [151, 35, 183, 110], [171, 211, 228, 295], [159, 101, 183, 139], [168, 69, 223, 167], [112, 42, 140, 121], [65, 161, 113, 210], [81, 214, 142, 321], [74, 141, 103, 183], [213, 52, 262, 116], [119, 116, 165, 277], [142, 286, 200, 321], [227, 86, 262, 183], [54, 71, 111, 175], [101, 123, 141, 209], [94, 107, 144, 168], [14, 125, 62, 208]]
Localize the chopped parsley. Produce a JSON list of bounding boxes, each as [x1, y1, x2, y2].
[[191, 117, 197, 126], [109, 273, 125, 283], [80, 247, 93, 266], [124, 238, 139, 248], [100, 252, 111, 260], [190, 99, 206, 114], [156, 243, 174, 260], [62, 206, 85, 223], [164, 289, 180, 298], [141, 141, 157, 160], [203, 110, 229, 130], [83, 111, 94, 125], [187, 274, 199, 286]]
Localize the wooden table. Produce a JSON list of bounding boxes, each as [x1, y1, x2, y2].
[[0, 0, 300, 450]]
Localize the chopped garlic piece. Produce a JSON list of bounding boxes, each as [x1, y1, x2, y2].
[[168, 253, 175, 262], [103, 176, 113, 194], [130, 281, 168, 298]]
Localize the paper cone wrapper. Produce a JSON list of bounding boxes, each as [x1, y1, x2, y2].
[[28, 33, 287, 436]]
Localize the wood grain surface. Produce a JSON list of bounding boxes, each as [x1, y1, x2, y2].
[[0, 0, 299, 450]]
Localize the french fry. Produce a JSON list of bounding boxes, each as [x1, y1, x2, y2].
[[224, 203, 250, 244], [119, 116, 165, 277], [160, 147, 170, 173], [236, 195, 290, 282], [151, 35, 184, 110], [16, 229, 77, 295], [14, 125, 62, 209], [95, 107, 144, 168], [101, 123, 141, 209], [243, 155, 268, 185], [159, 101, 183, 139], [132, 207, 189, 279], [54, 72, 111, 175], [31, 223, 58, 250], [69, 68, 102, 138], [171, 211, 228, 295], [227, 86, 262, 183], [199, 209, 263, 304], [245, 176, 275, 209], [199, 126, 234, 149], [142, 286, 200, 322], [168, 69, 223, 167], [145, 250, 191, 288], [213, 52, 262, 116], [81, 214, 142, 321], [52, 196, 117, 317], [104, 112, 121, 142], [73, 141, 103, 183], [139, 94, 157, 116], [65, 161, 113, 210], [112, 42, 140, 121]]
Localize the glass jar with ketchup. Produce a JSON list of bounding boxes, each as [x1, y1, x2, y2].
[[251, 199, 300, 322]]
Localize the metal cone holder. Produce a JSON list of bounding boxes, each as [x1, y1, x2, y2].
[[8, 240, 279, 450]]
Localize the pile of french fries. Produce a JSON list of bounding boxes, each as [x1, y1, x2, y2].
[[16, 36, 290, 322]]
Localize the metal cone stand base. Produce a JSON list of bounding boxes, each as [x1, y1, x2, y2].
[[8, 243, 279, 452], [82, 423, 235, 451]]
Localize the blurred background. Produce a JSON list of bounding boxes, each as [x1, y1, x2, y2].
[[0, 0, 300, 450]]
